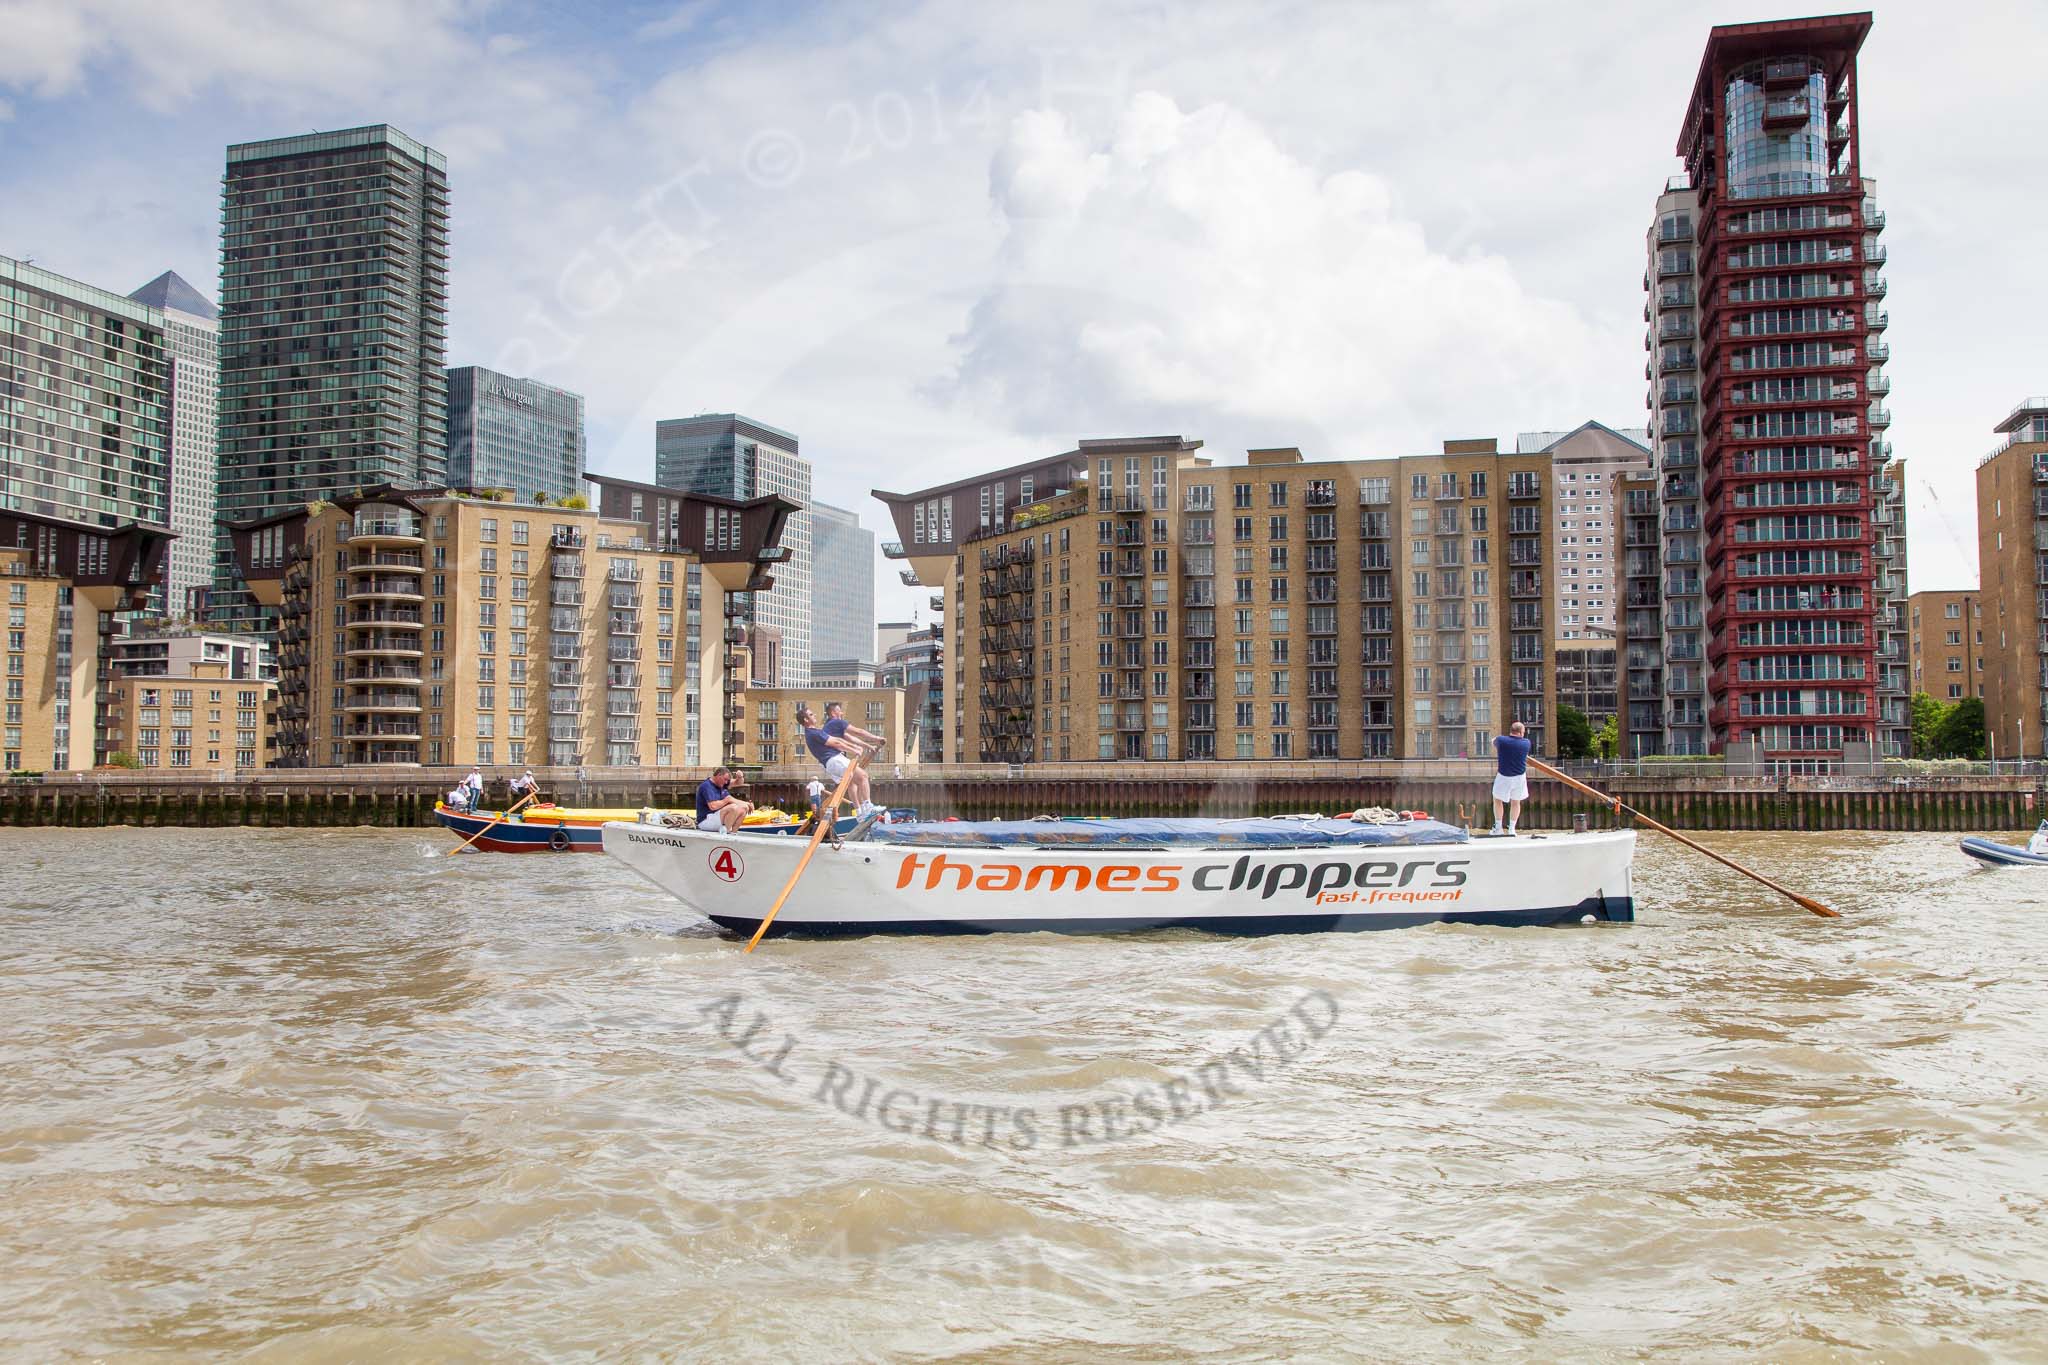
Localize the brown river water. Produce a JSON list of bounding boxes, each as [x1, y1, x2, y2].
[[1, 826, 2045, 1360]]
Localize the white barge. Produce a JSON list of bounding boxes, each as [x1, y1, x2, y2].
[[600, 815, 1637, 937]]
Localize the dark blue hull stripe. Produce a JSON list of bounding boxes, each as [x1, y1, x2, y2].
[[707, 897, 1634, 939], [1960, 838, 2048, 867], [435, 813, 604, 850]]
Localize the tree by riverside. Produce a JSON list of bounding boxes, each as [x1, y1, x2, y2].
[[1935, 697, 1988, 760], [1593, 714, 1619, 762], [1910, 691, 1949, 758], [1555, 703, 1593, 760]]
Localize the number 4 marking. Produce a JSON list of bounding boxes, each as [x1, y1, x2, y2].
[[709, 847, 745, 882]]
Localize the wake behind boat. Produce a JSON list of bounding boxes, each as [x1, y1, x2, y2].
[[600, 814, 1636, 936]]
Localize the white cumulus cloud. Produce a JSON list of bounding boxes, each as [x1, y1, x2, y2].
[[941, 91, 1624, 455]]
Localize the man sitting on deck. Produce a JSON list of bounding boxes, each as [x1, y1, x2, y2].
[[1492, 720, 1533, 837], [695, 766, 752, 833], [509, 768, 539, 803]]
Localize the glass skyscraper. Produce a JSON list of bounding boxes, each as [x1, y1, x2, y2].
[[808, 500, 875, 671], [0, 254, 167, 531], [655, 414, 811, 686], [213, 124, 450, 622], [128, 270, 218, 615], [445, 367, 585, 500]]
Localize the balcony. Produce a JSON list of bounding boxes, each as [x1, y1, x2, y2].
[[346, 607, 422, 627], [342, 689, 423, 713], [344, 635, 424, 657], [344, 720, 424, 741], [345, 665, 422, 684], [346, 577, 425, 602], [347, 552, 423, 572], [1762, 96, 1810, 128], [552, 556, 584, 580], [552, 528, 586, 550], [1306, 483, 1337, 507], [350, 515, 422, 545]]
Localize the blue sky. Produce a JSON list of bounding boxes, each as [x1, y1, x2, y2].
[[3, 0, 2043, 623]]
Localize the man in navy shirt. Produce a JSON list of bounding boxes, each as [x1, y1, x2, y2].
[[823, 701, 886, 814], [798, 703, 878, 814], [1492, 720, 1533, 836], [694, 765, 752, 832]]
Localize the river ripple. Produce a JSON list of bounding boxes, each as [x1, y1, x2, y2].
[[0, 827, 2044, 1360]]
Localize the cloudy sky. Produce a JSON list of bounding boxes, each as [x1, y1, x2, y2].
[[3, 0, 2041, 624]]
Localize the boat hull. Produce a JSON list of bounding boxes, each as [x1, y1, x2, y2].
[[600, 821, 1636, 937], [1959, 836, 2048, 868], [436, 805, 606, 852]]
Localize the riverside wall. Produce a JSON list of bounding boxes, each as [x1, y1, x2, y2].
[[0, 767, 2040, 834]]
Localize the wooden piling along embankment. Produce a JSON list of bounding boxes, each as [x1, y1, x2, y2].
[[0, 768, 2039, 834]]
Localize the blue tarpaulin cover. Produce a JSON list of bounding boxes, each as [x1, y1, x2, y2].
[[866, 817, 1470, 848]]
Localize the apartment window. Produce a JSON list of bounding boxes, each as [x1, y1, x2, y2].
[[1268, 547, 1287, 572], [1269, 515, 1288, 541]]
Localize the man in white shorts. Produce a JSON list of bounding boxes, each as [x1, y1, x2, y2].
[[1492, 720, 1533, 836], [694, 766, 751, 832], [798, 704, 876, 813]]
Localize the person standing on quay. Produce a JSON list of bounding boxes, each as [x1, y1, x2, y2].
[[1492, 720, 1532, 837]]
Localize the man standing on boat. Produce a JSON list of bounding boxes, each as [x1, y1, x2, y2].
[[1492, 720, 1533, 837], [462, 766, 485, 807], [823, 701, 886, 815], [695, 766, 752, 833], [798, 704, 877, 815]]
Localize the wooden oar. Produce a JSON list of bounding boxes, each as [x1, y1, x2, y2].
[[445, 790, 537, 855], [745, 744, 874, 952], [1528, 757, 1839, 919]]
